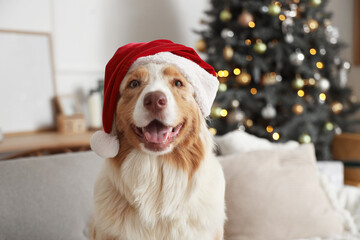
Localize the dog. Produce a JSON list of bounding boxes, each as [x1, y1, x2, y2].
[[90, 41, 225, 240]]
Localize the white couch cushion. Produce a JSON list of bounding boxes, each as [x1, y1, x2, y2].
[[219, 144, 344, 240]]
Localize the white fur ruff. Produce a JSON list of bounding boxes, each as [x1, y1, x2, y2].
[[92, 126, 226, 240]]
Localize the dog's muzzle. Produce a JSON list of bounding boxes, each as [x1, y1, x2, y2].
[[143, 91, 167, 114]]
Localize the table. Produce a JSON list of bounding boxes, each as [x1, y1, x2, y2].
[[332, 133, 360, 187], [0, 131, 95, 160]]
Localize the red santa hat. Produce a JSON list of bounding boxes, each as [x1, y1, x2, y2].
[[91, 39, 219, 158]]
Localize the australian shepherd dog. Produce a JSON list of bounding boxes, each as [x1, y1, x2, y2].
[[90, 62, 225, 240]]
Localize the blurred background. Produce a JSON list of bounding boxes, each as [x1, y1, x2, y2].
[[0, 0, 359, 161], [2, 2, 360, 239], [0, 0, 358, 110], [0, 0, 209, 100]]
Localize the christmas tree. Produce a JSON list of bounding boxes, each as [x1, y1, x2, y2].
[[196, 0, 360, 159]]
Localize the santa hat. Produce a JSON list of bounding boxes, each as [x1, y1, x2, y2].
[[91, 39, 219, 158]]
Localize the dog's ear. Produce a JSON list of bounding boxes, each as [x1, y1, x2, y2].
[[90, 130, 119, 159]]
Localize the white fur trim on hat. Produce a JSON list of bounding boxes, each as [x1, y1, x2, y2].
[[131, 52, 219, 117], [90, 130, 119, 158]]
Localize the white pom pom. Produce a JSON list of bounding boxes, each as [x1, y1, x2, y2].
[[90, 130, 119, 158]]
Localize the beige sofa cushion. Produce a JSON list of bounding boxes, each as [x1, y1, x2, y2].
[[0, 151, 103, 240], [219, 144, 343, 240]]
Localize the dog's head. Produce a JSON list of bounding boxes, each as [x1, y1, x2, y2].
[[115, 63, 201, 155], [90, 40, 219, 162]]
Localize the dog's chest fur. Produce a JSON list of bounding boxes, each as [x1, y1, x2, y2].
[[93, 149, 225, 240]]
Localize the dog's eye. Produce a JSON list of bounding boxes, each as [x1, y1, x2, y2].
[[174, 79, 183, 87], [129, 80, 140, 88]]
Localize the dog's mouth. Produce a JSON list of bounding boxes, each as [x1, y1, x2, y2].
[[131, 120, 183, 152]]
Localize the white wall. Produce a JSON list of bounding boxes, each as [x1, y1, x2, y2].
[[0, 0, 52, 32], [327, 0, 360, 109], [53, 0, 209, 96]]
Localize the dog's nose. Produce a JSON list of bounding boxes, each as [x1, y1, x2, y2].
[[143, 91, 167, 112]]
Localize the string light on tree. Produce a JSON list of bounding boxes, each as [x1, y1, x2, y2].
[[303, 24, 310, 33], [266, 125, 274, 133], [319, 93, 327, 103], [238, 10, 254, 27], [310, 0, 322, 7], [223, 45, 234, 61], [317, 78, 330, 91], [221, 28, 234, 40], [220, 9, 232, 22], [253, 40, 267, 54], [262, 72, 278, 85], [331, 102, 343, 114], [227, 110, 245, 124], [307, 78, 316, 86], [231, 99, 240, 108], [310, 48, 317, 55], [236, 72, 252, 85], [250, 88, 258, 95], [339, 61, 351, 87], [281, 4, 296, 43], [292, 104, 304, 115], [209, 128, 217, 136], [290, 49, 305, 66], [220, 109, 228, 117], [343, 61, 351, 70], [238, 125, 246, 131], [245, 39, 252, 45], [211, 107, 222, 118], [316, 61, 324, 69], [217, 70, 229, 78], [307, 19, 319, 32], [233, 68, 241, 75], [319, 47, 327, 55], [272, 132, 280, 141], [292, 75, 305, 89], [297, 90, 305, 97], [299, 133, 312, 144], [324, 121, 334, 131], [268, 2, 281, 16], [195, 39, 207, 52], [350, 95, 358, 104], [325, 25, 340, 44], [334, 125, 342, 135], [217, 70, 229, 83], [218, 83, 228, 92], [244, 118, 254, 128]]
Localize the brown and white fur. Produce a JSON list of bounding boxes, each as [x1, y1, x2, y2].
[[90, 63, 226, 240]]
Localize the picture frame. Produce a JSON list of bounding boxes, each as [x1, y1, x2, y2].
[[55, 95, 82, 116], [355, 0, 360, 65], [0, 29, 56, 133]]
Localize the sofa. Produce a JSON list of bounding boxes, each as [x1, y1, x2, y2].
[[1, 131, 360, 240]]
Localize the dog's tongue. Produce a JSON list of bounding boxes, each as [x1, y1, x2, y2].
[[143, 120, 172, 144]]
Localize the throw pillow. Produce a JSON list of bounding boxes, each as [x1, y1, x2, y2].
[[219, 144, 343, 240]]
